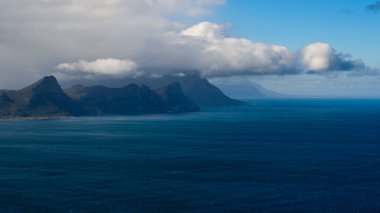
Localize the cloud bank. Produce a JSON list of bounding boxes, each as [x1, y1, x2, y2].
[[56, 22, 370, 79], [0, 0, 376, 88], [174, 22, 366, 77], [56, 58, 139, 79]]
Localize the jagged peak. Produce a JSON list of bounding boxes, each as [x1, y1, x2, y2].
[[33, 75, 59, 86], [23, 75, 62, 92]]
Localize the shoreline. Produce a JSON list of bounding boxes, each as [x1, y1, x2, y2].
[[0, 111, 200, 121], [0, 116, 71, 121]]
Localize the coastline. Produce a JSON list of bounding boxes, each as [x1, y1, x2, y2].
[[0, 116, 71, 121], [0, 110, 201, 121]]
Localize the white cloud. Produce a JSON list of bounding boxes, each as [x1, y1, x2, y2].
[[299, 43, 366, 72], [300, 43, 334, 71], [173, 22, 369, 77], [181, 22, 224, 40], [56, 58, 139, 78], [0, 1, 376, 88], [175, 22, 297, 76]]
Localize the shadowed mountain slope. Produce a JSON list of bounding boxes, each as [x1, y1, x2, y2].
[[0, 76, 88, 117], [66, 82, 199, 115], [62, 74, 243, 107], [0, 76, 199, 118]]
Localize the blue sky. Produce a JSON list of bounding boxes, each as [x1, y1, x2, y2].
[[202, 0, 380, 96], [209, 0, 379, 68]]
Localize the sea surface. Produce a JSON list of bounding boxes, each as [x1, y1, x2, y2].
[[1, 99, 380, 212]]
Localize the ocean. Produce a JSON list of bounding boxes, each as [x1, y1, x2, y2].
[[1, 99, 380, 212]]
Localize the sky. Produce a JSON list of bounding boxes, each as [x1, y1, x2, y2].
[[0, 0, 379, 96], [211, 0, 380, 68], [209, 0, 380, 96]]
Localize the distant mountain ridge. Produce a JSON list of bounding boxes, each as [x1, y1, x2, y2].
[[66, 82, 199, 115], [214, 81, 292, 99], [0, 76, 200, 118], [62, 74, 243, 107]]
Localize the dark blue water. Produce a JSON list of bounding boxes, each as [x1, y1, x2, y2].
[[1, 99, 380, 212]]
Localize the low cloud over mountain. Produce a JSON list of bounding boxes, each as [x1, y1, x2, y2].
[[0, 0, 377, 88], [56, 58, 140, 79], [56, 22, 372, 79], [175, 22, 367, 76]]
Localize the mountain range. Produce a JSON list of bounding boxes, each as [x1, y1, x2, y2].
[[62, 74, 243, 107], [213, 80, 288, 99], [0, 75, 242, 119]]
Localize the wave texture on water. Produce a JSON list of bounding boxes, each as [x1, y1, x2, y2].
[[1, 99, 380, 212]]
